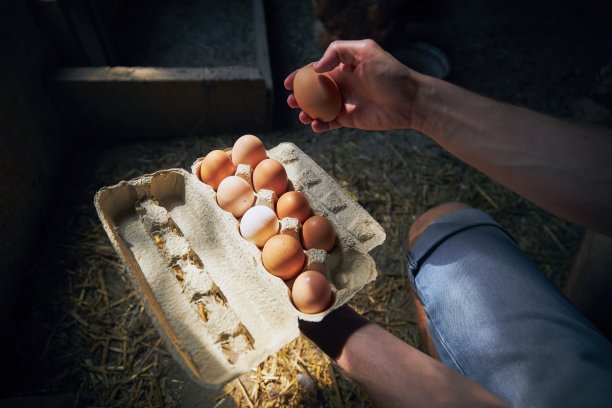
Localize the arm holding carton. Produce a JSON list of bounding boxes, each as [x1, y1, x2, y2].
[[285, 39, 612, 237], [300, 306, 509, 408]]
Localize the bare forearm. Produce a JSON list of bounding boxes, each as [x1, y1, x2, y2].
[[411, 73, 612, 235], [336, 323, 508, 408], [301, 306, 508, 407]]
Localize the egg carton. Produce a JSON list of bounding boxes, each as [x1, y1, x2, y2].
[[94, 142, 385, 387]]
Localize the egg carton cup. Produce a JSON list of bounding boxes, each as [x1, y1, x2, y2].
[[95, 142, 385, 387]]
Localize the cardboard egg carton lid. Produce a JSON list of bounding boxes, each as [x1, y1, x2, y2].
[[95, 142, 385, 387]]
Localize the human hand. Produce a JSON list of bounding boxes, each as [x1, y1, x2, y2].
[[299, 304, 370, 360], [284, 39, 422, 132]]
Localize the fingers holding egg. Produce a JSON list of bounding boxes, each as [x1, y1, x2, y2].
[[287, 93, 299, 109], [283, 68, 298, 90], [312, 118, 341, 133], [298, 111, 313, 125]]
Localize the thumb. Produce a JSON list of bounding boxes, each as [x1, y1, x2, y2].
[[314, 40, 367, 73]]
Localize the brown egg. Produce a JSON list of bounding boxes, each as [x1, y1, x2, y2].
[[291, 270, 333, 314], [301, 215, 336, 252], [232, 134, 267, 167], [276, 191, 311, 224], [293, 66, 342, 122], [253, 159, 288, 196], [200, 150, 236, 191], [216, 176, 255, 217], [261, 235, 305, 280]]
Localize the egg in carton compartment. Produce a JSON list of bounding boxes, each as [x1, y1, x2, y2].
[[94, 142, 385, 387]]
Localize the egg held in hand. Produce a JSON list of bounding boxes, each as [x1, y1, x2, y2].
[[293, 66, 342, 122], [239, 205, 279, 248], [277, 191, 311, 224], [232, 134, 267, 167], [262, 235, 305, 280], [253, 159, 288, 197], [301, 215, 336, 252], [199, 150, 236, 191], [216, 176, 255, 218], [291, 270, 333, 314]]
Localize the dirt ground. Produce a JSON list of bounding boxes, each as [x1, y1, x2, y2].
[[2, 0, 611, 406]]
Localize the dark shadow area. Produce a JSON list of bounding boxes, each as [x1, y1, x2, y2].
[[112, 0, 255, 68]]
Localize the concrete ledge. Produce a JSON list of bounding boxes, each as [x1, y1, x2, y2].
[[50, 66, 268, 137]]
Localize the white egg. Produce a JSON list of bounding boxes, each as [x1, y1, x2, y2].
[[239, 205, 279, 248]]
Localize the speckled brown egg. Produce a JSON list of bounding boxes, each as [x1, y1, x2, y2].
[[291, 270, 333, 314], [199, 150, 236, 191], [301, 215, 336, 252], [276, 191, 311, 224], [261, 235, 305, 280], [231, 134, 267, 167], [252, 159, 288, 197]]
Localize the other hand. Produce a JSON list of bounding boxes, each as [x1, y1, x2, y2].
[[284, 39, 421, 132]]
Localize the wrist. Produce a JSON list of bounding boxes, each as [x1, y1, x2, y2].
[[299, 305, 371, 360], [408, 71, 441, 133]]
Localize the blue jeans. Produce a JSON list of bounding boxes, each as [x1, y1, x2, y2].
[[407, 209, 612, 407]]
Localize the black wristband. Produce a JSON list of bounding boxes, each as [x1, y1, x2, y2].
[[299, 305, 371, 360]]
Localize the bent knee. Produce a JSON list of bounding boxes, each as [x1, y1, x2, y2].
[[408, 202, 472, 249]]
